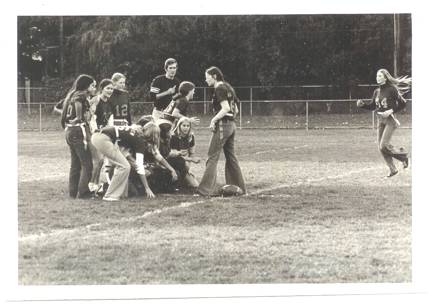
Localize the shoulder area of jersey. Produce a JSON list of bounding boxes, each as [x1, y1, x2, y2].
[[220, 184, 244, 197], [113, 88, 129, 94]]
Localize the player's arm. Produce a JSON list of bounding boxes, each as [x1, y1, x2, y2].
[[53, 99, 64, 115], [357, 90, 377, 111], [393, 89, 407, 113], [210, 100, 230, 131], [153, 149, 178, 181], [171, 107, 200, 126], [68, 100, 84, 125], [135, 153, 155, 198], [185, 145, 200, 163], [156, 86, 176, 100]]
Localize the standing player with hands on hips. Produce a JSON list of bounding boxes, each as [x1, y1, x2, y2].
[[357, 68, 411, 177]]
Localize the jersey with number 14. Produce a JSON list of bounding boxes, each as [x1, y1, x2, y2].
[[108, 88, 131, 125]]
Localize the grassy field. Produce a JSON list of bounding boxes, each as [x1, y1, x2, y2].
[[17, 127, 412, 285]]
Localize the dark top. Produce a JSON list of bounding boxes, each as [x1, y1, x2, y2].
[[361, 83, 406, 113], [94, 96, 112, 128], [212, 82, 238, 120], [170, 134, 195, 151], [61, 91, 90, 128], [162, 95, 190, 123], [150, 74, 180, 110], [108, 89, 131, 125], [101, 126, 147, 155]]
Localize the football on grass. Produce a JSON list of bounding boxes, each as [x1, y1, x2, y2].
[[220, 184, 243, 197]]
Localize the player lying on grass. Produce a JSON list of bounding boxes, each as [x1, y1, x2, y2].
[[356, 68, 411, 178]]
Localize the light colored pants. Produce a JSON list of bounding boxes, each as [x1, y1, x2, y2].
[[198, 121, 246, 196], [91, 133, 130, 199], [377, 116, 408, 172]]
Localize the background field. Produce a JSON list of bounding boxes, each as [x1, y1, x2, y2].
[[18, 126, 411, 285]]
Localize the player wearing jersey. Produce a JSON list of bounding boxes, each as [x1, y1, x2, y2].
[[162, 81, 200, 127], [87, 79, 114, 193], [108, 72, 132, 126], [91, 124, 160, 201], [170, 117, 200, 189], [197, 66, 246, 196], [150, 58, 180, 121], [60, 74, 97, 199], [357, 68, 411, 177]]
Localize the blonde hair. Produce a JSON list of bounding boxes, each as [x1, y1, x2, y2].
[[111, 72, 126, 82], [142, 122, 160, 148], [378, 68, 412, 96], [173, 117, 193, 142]]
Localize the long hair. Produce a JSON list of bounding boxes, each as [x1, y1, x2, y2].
[[142, 122, 160, 149], [378, 68, 412, 96], [205, 66, 225, 82], [60, 74, 95, 128], [173, 117, 193, 142]]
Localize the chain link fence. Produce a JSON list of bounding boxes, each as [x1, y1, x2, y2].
[[17, 85, 412, 131]]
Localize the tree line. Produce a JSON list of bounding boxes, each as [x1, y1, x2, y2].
[[18, 14, 411, 102]]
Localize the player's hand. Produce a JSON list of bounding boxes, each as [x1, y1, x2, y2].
[[168, 86, 176, 95], [190, 117, 200, 125], [145, 188, 155, 199], [171, 149, 181, 157], [191, 157, 200, 163], [356, 99, 365, 108], [209, 120, 216, 132], [180, 149, 188, 156], [381, 109, 393, 118], [171, 170, 178, 181]]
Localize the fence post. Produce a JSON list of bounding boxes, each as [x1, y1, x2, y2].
[[305, 101, 309, 131], [25, 78, 31, 115], [39, 103, 42, 132], [203, 87, 206, 115], [250, 87, 253, 117], [239, 100, 242, 129]]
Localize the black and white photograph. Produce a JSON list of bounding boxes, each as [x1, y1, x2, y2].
[[4, 0, 432, 306]]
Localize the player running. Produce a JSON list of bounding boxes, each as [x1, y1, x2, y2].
[[357, 68, 411, 177]]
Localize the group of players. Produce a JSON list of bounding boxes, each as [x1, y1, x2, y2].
[[59, 58, 246, 201], [59, 57, 411, 202]]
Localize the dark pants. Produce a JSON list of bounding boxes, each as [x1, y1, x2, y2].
[[377, 116, 408, 173], [65, 126, 93, 198]]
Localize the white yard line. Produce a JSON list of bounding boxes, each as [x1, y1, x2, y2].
[[242, 144, 309, 156], [18, 165, 383, 244]]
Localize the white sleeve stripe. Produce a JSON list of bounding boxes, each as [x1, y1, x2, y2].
[[150, 87, 160, 93], [135, 153, 145, 175]]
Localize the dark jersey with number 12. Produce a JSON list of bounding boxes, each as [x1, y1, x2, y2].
[[108, 89, 131, 125]]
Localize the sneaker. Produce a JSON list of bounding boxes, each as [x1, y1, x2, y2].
[[88, 182, 97, 192], [386, 170, 399, 178], [102, 196, 120, 202], [402, 157, 409, 169]]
